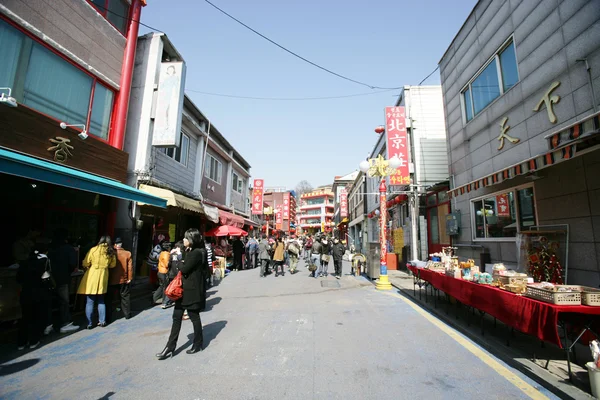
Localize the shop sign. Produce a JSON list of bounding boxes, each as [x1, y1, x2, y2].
[[283, 192, 290, 220], [276, 204, 283, 229], [47, 137, 73, 163], [496, 194, 510, 217], [385, 106, 410, 186], [340, 189, 348, 218], [497, 117, 520, 150], [153, 62, 186, 147], [252, 179, 264, 215]]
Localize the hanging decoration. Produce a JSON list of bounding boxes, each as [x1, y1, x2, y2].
[[527, 236, 563, 284]]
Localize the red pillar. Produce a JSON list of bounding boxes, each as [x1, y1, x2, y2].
[[109, 0, 145, 150]]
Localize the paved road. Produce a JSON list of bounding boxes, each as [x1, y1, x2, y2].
[[1, 259, 558, 400]]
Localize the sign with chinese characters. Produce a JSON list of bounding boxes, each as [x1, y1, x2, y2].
[[533, 81, 561, 124], [153, 62, 187, 147], [251, 179, 264, 215], [276, 204, 283, 230], [340, 189, 348, 218], [47, 137, 73, 163], [496, 194, 510, 217], [385, 106, 410, 186], [283, 192, 290, 220]]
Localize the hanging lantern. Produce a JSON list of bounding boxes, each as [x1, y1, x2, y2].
[[374, 125, 385, 134]]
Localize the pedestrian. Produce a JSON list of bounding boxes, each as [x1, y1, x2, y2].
[[317, 236, 332, 278], [258, 234, 271, 277], [232, 236, 244, 271], [205, 238, 213, 288], [287, 239, 300, 274], [16, 243, 52, 349], [304, 235, 313, 260], [77, 236, 117, 329], [310, 237, 322, 278], [106, 238, 133, 322], [272, 237, 285, 277], [153, 242, 171, 306], [246, 235, 259, 269], [156, 228, 210, 360], [332, 238, 345, 279], [49, 229, 79, 333]]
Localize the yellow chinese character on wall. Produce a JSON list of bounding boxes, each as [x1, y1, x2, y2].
[[533, 81, 561, 124], [47, 137, 74, 163], [497, 117, 520, 150]]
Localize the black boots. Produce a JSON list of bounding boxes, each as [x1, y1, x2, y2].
[[186, 344, 203, 354], [155, 346, 174, 360]]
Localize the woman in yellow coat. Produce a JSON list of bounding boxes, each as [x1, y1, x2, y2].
[[77, 236, 116, 329]]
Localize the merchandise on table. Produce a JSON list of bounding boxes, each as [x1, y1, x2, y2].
[[525, 283, 582, 305]]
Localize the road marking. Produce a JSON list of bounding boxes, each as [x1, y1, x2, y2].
[[383, 291, 548, 400]]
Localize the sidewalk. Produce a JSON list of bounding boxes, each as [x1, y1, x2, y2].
[[386, 269, 595, 400]]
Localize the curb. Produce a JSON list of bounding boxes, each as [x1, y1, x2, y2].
[[388, 279, 591, 400]]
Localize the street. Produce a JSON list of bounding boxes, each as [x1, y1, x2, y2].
[[1, 260, 559, 400]]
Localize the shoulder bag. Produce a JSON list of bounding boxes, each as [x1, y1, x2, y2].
[[165, 271, 183, 301]]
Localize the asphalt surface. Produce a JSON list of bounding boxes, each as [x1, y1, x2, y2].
[[0, 259, 560, 400]]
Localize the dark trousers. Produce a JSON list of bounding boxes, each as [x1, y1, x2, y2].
[[233, 252, 243, 270], [334, 259, 342, 275], [274, 260, 285, 276], [153, 273, 168, 303], [259, 258, 270, 276], [106, 283, 131, 322], [18, 296, 44, 346], [56, 284, 71, 327], [166, 305, 203, 350]]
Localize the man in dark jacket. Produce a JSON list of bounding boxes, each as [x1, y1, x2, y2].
[[332, 238, 345, 279], [49, 229, 79, 333], [232, 236, 244, 271]]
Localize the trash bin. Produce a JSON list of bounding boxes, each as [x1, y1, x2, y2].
[[587, 362, 600, 398]]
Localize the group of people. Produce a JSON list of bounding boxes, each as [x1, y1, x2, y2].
[[303, 234, 346, 278]]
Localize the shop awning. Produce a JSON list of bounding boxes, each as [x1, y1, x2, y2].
[[337, 218, 349, 228], [138, 184, 204, 214], [218, 209, 244, 228], [243, 218, 259, 227], [0, 148, 166, 208], [202, 203, 220, 224], [449, 112, 600, 198]]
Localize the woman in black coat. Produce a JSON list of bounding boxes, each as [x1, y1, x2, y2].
[[156, 228, 210, 360]]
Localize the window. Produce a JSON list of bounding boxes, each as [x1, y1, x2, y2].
[[160, 132, 189, 166], [204, 154, 222, 184], [89, 0, 130, 35], [232, 172, 244, 193], [306, 209, 321, 215], [471, 185, 536, 240], [0, 19, 114, 140], [306, 198, 325, 205], [461, 38, 519, 122]]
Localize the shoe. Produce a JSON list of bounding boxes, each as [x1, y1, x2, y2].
[[282, 273, 285, 277], [161, 304, 167, 309], [98, 322, 107, 328], [44, 324, 53, 335], [60, 323, 79, 333], [17, 345, 25, 350], [336, 275, 340, 280], [156, 347, 174, 360], [29, 341, 40, 349], [87, 324, 93, 330], [125, 315, 132, 320], [186, 345, 203, 354]]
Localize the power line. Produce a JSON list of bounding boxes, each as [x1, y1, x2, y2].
[[92, 2, 164, 32], [185, 88, 399, 101], [418, 65, 440, 85], [203, 0, 402, 90]]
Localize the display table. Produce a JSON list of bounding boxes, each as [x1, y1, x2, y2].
[[408, 265, 600, 379]]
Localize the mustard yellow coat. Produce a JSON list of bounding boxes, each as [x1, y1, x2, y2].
[[77, 244, 117, 295]]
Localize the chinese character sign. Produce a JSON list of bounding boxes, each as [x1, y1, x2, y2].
[[340, 189, 348, 218], [385, 106, 410, 186], [252, 179, 264, 215], [276, 204, 283, 229], [283, 192, 290, 220], [496, 194, 510, 217]]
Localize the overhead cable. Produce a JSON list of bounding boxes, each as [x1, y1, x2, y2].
[[185, 88, 399, 101]]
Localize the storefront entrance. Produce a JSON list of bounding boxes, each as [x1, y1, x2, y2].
[[426, 189, 451, 254]]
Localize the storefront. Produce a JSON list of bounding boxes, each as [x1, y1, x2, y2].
[[425, 185, 451, 255]]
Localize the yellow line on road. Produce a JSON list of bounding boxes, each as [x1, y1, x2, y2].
[[383, 291, 548, 400]]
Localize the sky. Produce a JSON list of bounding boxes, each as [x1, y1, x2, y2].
[[140, 0, 478, 191]]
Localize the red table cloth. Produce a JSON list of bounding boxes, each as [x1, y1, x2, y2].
[[408, 265, 600, 348]]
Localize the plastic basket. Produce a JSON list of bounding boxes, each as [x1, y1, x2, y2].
[[525, 285, 581, 305], [580, 287, 600, 306]]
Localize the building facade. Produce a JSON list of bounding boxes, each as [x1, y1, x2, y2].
[[347, 172, 367, 254], [262, 191, 297, 234], [332, 171, 358, 240], [298, 187, 335, 234], [440, 0, 600, 284]]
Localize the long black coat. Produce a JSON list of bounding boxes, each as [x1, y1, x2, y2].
[[178, 247, 209, 310]]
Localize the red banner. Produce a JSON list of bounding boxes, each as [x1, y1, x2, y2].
[[340, 189, 348, 218], [283, 192, 290, 220], [496, 194, 510, 217], [251, 179, 264, 215], [275, 204, 283, 230], [385, 106, 410, 186]]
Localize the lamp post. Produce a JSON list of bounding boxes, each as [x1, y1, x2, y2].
[[359, 153, 402, 291]]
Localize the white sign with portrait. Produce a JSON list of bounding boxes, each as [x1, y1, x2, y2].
[[152, 61, 186, 147]]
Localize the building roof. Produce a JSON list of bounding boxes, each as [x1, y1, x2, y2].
[[438, 1, 480, 64]]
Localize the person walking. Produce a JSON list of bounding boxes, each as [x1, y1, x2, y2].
[[287, 239, 300, 274], [303, 235, 313, 261], [258, 235, 271, 277], [332, 238, 345, 279], [156, 229, 210, 360], [232, 236, 244, 271], [77, 236, 117, 329], [246, 236, 259, 269], [316, 236, 332, 278], [153, 242, 171, 306], [106, 238, 133, 322], [205, 239, 213, 288], [49, 229, 79, 333], [310, 237, 322, 278], [272, 237, 285, 277]]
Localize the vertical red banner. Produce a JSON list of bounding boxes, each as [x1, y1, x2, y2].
[[275, 204, 283, 230], [340, 189, 348, 218], [283, 192, 290, 220], [496, 194, 510, 217], [385, 106, 410, 186], [252, 179, 264, 215]]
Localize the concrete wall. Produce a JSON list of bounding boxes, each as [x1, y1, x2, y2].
[[230, 166, 249, 214], [152, 131, 199, 196], [202, 148, 227, 206], [439, 0, 600, 285], [1, 0, 126, 88]]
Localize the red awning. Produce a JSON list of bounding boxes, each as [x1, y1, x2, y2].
[[218, 210, 244, 228]]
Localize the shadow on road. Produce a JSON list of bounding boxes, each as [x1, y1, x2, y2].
[[177, 320, 228, 354], [0, 358, 40, 376], [97, 391, 115, 399], [204, 297, 222, 312]]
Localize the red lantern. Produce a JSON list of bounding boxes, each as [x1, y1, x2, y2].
[[374, 125, 385, 134], [249, 226, 254, 230], [395, 197, 401, 204]]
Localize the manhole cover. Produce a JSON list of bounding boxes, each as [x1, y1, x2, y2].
[[321, 280, 341, 288]]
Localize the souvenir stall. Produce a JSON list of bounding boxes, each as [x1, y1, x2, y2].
[[205, 225, 248, 277]]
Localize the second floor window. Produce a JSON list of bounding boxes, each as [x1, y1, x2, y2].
[[232, 172, 244, 193], [160, 132, 189, 166], [90, 0, 130, 35], [0, 19, 115, 140], [205, 154, 222, 184], [461, 39, 519, 122]]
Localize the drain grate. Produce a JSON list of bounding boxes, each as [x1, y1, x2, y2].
[[321, 280, 341, 288]]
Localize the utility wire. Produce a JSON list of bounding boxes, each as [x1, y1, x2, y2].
[[203, 0, 402, 90], [92, 2, 164, 32], [185, 88, 398, 101], [418, 65, 440, 85]]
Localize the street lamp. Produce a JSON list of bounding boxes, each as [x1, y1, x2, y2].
[[359, 153, 399, 291]]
